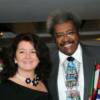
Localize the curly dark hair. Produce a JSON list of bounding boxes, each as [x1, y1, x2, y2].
[[46, 10, 81, 37], [0, 33, 52, 83]]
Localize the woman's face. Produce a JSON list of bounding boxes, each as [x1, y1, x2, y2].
[[15, 40, 39, 72]]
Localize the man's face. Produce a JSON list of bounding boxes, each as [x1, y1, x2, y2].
[[54, 21, 79, 55]]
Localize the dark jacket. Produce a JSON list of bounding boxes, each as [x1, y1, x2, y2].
[[48, 42, 100, 100]]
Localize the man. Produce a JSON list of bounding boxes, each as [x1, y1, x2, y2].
[[46, 10, 100, 100]]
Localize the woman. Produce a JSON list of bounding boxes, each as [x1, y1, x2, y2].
[[0, 33, 52, 100]]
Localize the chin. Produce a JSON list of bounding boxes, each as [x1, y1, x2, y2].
[[24, 68, 35, 72]]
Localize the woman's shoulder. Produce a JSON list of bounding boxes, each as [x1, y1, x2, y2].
[[0, 80, 10, 97], [0, 80, 11, 90]]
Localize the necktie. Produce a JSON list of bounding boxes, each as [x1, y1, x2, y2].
[[63, 56, 81, 100]]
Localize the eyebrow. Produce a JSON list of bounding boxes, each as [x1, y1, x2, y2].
[[17, 48, 36, 51]]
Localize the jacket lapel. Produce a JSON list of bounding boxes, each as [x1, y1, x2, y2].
[[48, 49, 59, 100], [82, 45, 95, 100]]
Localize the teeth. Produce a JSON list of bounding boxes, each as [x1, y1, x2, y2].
[[24, 61, 32, 64], [64, 43, 72, 47]]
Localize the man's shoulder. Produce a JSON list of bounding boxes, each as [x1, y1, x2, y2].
[[47, 43, 58, 59], [47, 43, 58, 53], [81, 42, 100, 63], [81, 42, 100, 50]]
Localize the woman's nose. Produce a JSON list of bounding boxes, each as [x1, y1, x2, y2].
[[25, 52, 31, 58]]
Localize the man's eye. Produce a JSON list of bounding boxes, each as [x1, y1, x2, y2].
[[68, 31, 76, 35], [56, 33, 64, 37], [57, 34, 63, 36]]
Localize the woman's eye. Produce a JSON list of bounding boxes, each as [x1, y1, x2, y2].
[[31, 50, 36, 53], [19, 51, 24, 53]]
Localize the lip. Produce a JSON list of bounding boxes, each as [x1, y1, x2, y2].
[[23, 61, 33, 64]]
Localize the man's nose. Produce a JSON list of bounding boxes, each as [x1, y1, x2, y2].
[[63, 33, 69, 40]]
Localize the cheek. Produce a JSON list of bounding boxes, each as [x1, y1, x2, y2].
[[14, 54, 26, 64], [32, 58, 40, 68], [14, 58, 22, 64], [55, 38, 62, 45], [73, 34, 79, 40], [16, 56, 23, 61], [33, 56, 40, 63], [35, 58, 40, 64]]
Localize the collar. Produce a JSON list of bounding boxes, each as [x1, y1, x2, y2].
[[72, 44, 82, 63]]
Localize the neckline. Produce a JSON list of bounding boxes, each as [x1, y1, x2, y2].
[[7, 79, 48, 94], [15, 74, 40, 86]]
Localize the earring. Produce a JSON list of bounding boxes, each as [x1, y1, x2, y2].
[[14, 59, 17, 64]]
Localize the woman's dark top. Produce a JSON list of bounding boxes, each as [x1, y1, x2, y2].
[[0, 80, 51, 100]]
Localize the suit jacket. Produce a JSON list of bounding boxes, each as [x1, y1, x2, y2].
[[48, 43, 100, 100]]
